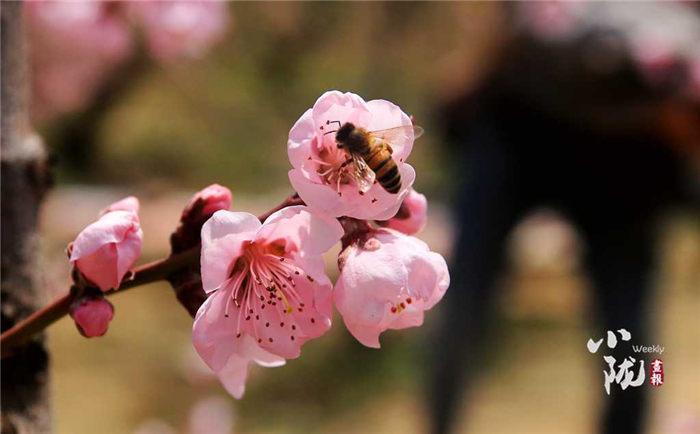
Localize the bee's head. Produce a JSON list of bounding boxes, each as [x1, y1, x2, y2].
[[335, 123, 355, 144]]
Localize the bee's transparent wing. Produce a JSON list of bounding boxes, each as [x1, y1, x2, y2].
[[368, 125, 424, 149], [350, 153, 376, 194]]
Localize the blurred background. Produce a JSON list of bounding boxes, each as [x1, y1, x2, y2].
[[25, 2, 700, 434]]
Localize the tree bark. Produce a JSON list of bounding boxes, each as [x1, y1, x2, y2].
[[1, 2, 53, 433]]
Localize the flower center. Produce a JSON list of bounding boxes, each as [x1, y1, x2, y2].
[[307, 139, 353, 196], [224, 241, 315, 339]]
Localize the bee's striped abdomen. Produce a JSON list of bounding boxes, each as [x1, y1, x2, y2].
[[376, 164, 401, 193], [366, 146, 401, 194]]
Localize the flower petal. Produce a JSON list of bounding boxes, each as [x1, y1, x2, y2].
[[311, 90, 370, 124], [201, 211, 260, 292], [202, 211, 260, 244], [344, 322, 383, 349], [288, 169, 352, 217], [216, 353, 250, 399], [75, 244, 119, 291], [70, 211, 139, 261], [100, 196, 140, 216], [192, 283, 239, 372], [384, 189, 428, 235], [256, 206, 343, 256], [115, 226, 143, 281], [287, 108, 316, 169], [388, 309, 425, 330], [366, 99, 414, 163]]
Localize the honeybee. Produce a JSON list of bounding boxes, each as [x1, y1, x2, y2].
[[324, 121, 424, 194]]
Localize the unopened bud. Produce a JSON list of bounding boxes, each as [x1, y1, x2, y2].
[[172, 184, 232, 253], [69, 294, 114, 338], [182, 184, 232, 221], [378, 188, 427, 235]]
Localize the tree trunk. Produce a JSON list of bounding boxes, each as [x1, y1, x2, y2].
[[1, 2, 53, 433]]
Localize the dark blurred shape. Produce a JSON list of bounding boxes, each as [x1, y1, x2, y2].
[[429, 2, 700, 434]]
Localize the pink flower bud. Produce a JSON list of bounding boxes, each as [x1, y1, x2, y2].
[[70, 207, 143, 292], [183, 184, 232, 219], [334, 228, 449, 348], [100, 196, 140, 217], [381, 188, 427, 235], [69, 295, 115, 338], [171, 184, 233, 255]]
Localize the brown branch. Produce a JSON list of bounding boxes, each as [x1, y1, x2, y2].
[[0, 192, 304, 358]]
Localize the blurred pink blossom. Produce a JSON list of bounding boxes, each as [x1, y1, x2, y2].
[[518, 1, 584, 39], [27, 0, 230, 122], [69, 295, 115, 337], [688, 53, 700, 98], [128, 1, 229, 63], [70, 199, 143, 292], [630, 33, 679, 87], [382, 188, 428, 235], [288, 91, 417, 220], [334, 228, 449, 348], [193, 206, 342, 398], [27, 1, 134, 121], [186, 396, 236, 434]]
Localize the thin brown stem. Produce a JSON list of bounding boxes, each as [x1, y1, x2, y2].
[[256, 192, 303, 222], [1, 192, 304, 358]]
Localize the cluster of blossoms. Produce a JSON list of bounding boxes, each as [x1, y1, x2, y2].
[[27, 0, 230, 121], [68, 91, 449, 398]]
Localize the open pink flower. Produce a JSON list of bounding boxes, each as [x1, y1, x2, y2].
[[381, 188, 428, 235], [69, 295, 115, 338], [193, 206, 343, 398], [70, 199, 143, 292], [288, 91, 417, 220], [334, 228, 449, 348], [128, 0, 229, 63]]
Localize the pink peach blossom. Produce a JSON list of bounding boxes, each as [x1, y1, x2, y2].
[[518, 1, 584, 39], [70, 206, 143, 292], [69, 295, 115, 338], [26, 1, 134, 121], [183, 184, 232, 218], [128, 1, 229, 63], [334, 228, 449, 348], [193, 206, 343, 398], [630, 33, 679, 87], [382, 188, 428, 235], [288, 91, 418, 220]]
